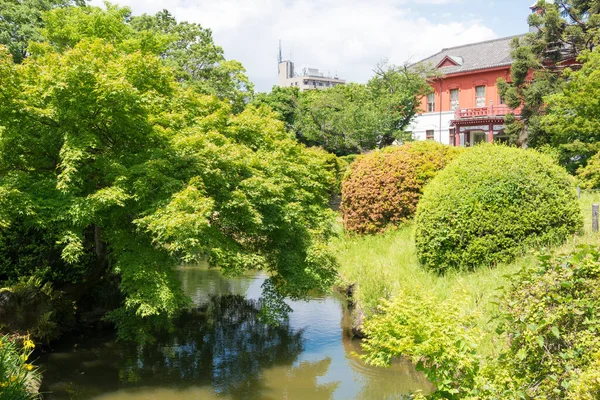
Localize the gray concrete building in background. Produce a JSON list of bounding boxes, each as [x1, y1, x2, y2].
[[277, 60, 345, 91], [276, 42, 345, 91]]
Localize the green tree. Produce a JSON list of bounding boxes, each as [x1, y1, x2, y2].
[[130, 9, 253, 113], [0, 4, 337, 342], [497, 0, 600, 156], [252, 86, 300, 131], [288, 63, 430, 155], [542, 48, 600, 172], [0, 0, 84, 64], [294, 83, 380, 155], [367, 62, 432, 147]]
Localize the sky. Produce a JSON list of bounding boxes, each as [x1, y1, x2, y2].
[[91, 0, 535, 92]]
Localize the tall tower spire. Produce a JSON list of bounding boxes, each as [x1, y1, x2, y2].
[[278, 40, 282, 64]]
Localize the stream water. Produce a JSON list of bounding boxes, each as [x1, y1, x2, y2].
[[36, 265, 432, 399]]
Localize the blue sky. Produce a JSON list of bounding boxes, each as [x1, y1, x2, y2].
[[416, 0, 532, 37], [90, 0, 535, 92]]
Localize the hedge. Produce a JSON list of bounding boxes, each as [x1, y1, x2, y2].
[[341, 141, 460, 234], [415, 144, 583, 273]]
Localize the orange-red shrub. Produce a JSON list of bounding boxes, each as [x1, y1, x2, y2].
[[341, 141, 460, 234]]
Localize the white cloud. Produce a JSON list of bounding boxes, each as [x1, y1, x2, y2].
[[91, 0, 497, 91]]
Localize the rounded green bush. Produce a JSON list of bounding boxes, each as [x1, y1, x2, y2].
[[415, 144, 583, 273], [341, 141, 461, 234]]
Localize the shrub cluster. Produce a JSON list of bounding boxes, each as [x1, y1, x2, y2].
[[485, 246, 600, 399], [577, 150, 600, 189], [415, 144, 582, 273], [361, 289, 481, 399], [362, 246, 600, 399], [341, 141, 460, 234]]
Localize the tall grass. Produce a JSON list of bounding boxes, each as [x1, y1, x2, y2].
[[331, 191, 600, 357]]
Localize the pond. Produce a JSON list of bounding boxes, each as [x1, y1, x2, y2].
[[36, 265, 432, 399]]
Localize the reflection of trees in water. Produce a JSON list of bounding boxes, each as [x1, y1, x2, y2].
[[176, 266, 255, 306], [95, 357, 339, 400], [352, 357, 435, 400], [340, 338, 434, 399], [259, 357, 339, 400], [119, 295, 304, 398]]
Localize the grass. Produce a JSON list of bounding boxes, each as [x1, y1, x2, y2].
[[331, 190, 600, 357]]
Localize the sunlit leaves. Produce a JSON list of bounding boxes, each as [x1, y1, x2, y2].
[[0, 4, 338, 341], [543, 48, 600, 172], [415, 144, 582, 273]]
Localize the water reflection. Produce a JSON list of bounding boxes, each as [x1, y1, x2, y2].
[[39, 295, 305, 399], [259, 358, 340, 400], [37, 265, 433, 399], [175, 265, 257, 306], [96, 357, 340, 400]]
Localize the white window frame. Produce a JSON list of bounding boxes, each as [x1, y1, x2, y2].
[[475, 85, 486, 107], [450, 89, 459, 111], [427, 93, 435, 112]]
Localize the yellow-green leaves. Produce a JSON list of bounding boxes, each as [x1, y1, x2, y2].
[[0, 4, 338, 343], [135, 180, 215, 259], [415, 144, 582, 273], [361, 288, 483, 399]]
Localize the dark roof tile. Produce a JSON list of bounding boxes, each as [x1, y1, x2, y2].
[[413, 34, 526, 75]]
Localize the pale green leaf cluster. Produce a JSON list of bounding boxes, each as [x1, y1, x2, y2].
[[361, 288, 483, 399]]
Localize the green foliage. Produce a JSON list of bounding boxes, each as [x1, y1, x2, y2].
[[0, 277, 75, 343], [129, 9, 253, 113], [252, 86, 300, 129], [567, 353, 600, 400], [576, 150, 600, 188], [542, 48, 600, 172], [331, 220, 523, 315], [263, 62, 431, 156], [479, 246, 600, 399], [0, 336, 40, 399], [293, 83, 382, 155], [498, 0, 600, 151], [415, 144, 582, 273], [341, 141, 460, 234], [339, 154, 358, 165], [0, 220, 91, 284], [0, 0, 83, 64], [0, 4, 338, 341], [302, 147, 347, 196], [339, 192, 600, 399], [361, 289, 482, 399]]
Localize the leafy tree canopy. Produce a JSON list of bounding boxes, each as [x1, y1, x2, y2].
[[253, 62, 431, 156], [498, 0, 600, 161], [0, 4, 337, 342], [0, 0, 85, 63], [129, 9, 253, 113], [252, 86, 300, 131], [542, 47, 600, 171]]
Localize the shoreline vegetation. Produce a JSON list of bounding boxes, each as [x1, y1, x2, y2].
[[334, 190, 600, 321], [331, 190, 600, 397]]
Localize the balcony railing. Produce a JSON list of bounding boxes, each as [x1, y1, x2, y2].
[[454, 104, 521, 119]]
